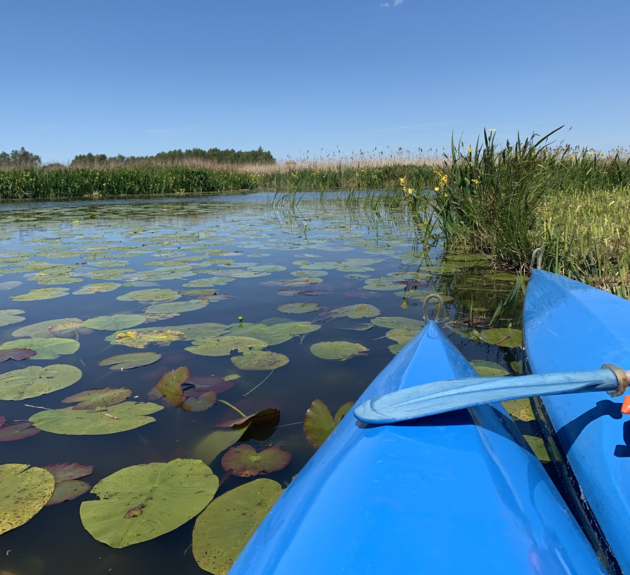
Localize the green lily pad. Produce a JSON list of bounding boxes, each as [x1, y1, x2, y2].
[[98, 352, 162, 370], [320, 304, 380, 319], [0, 309, 25, 327], [249, 265, 285, 272], [11, 287, 69, 301], [503, 398, 536, 422], [84, 314, 147, 331], [0, 464, 55, 535], [30, 402, 163, 435], [146, 300, 208, 314], [221, 445, 291, 477], [192, 479, 282, 575], [117, 288, 181, 302], [0, 338, 79, 360], [192, 427, 250, 465], [61, 388, 132, 410], [385, 328, 420, 345], [310, 341, 368, 361], [48, 321, 93, 338], [0, 365, 82, 400], [304, 399, 354, 450], [230, 351, 289, 370], [80, 459, 219, 548], [187, 336, 268, 357], [276, 302, 321, 314], [183, 277, 235, 287], [470, 360, 510, 377], [362, 278, 400, 291], [12, 317, 82, 339], [480, 328, 523, 348], [371, 316, 425, 330], [147, 366, 189, 409], [292, 270, 328, 277]]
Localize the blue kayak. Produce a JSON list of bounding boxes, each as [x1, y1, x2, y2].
[[525, 269, 630, 572], [229, 321, 604, 574]]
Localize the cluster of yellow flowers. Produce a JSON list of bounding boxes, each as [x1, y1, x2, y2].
[[432, 168, 448, 192], [399, 176, 415, 196]]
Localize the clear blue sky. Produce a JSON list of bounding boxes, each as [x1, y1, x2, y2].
[[2, 0, 629, 163]]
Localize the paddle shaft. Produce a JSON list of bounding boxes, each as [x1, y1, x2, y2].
[[354, 366, 629, 424]]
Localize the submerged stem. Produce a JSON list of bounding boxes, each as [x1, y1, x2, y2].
[[243, 369, 275, 397], [218, 400, 247, 418]]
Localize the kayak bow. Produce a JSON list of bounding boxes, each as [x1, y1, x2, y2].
[[229, 321, 604, 574]]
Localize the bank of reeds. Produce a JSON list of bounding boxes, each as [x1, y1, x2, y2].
[[433, 129, 630, 294], [0, 166, 262, 199]]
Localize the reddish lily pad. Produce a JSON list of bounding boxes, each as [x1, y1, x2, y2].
[[148, 367, 217, 412], [216, 408, 280, 442], [296, 289, 333, 296], [61, 388, 132, 410], [0, 421, 41, 442], [45, 480, 92, 506], [221, 445, 291, 477], [277, 290, 299, 297], [42, 462, 94, 482], [304, 399, 354, 450], [42, 463, 94, 506], [0, 415, 5, 427], [184, 376, 235, 395], [0, 348, 36, 363]]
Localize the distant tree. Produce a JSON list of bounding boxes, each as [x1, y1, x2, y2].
[[0, 147, 41, 168]]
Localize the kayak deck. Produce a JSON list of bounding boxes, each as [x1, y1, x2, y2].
[[525, 269, 630, 572], [229, 321, 604, 574]]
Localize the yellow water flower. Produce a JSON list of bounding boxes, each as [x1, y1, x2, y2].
[[472, 179, 479, 184], [434, 187, 440, 192], [488, 129, 496, 132], [467, 147, 472, 153]]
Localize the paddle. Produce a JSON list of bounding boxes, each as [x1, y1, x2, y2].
[[354, 364, 629, 424]]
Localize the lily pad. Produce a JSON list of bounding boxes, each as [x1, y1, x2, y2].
[[231, 351, 289, 371], [73, 282, 121, 295], [84, 314, 147, 331], [12, 317, 82, 339], [80, 459, 219, 548], [503, 398, 536, 422], [0, 348, 36, 362], [297, 289, 333, 296], [46, 480, 92, 506], [11, 287, 69, 301], [0, 281, 22, 290], [98, 352, 162, 370], [42, 462, 94, 482], [0, 464, 55, 535], [480, 328, 523, 348], [147, 366, 189, 408], [221, 445, 291, 477], [146, 300, 208, 314], [362, 278, 400, 291], [62, 388, 132, 410], [187, 336, 268, 357], [192, 428, 250, 466], [310, 341, 368, 361], [48, 321, 93, 338], [0, 421, 41, 442], [107, 329, 186, 349], [371, 316, 425, 330], [30, 402, 163, 435], [385, 328, 420, 345], [320, 304, 380, 320], [0, 309, 25, 327], [0, 364, 82, 400], [304, 399, 354, 450], [276, 302, 321, 314], [117, 288, 181, 302], [192, 479, 282, 575], [0, 338, 79, 360], [470, 360, 510, 377]]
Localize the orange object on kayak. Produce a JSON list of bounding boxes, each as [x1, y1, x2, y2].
[[622, 396, 630, 415]]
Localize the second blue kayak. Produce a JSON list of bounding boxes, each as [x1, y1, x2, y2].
[[525, 269, 630, 572], [229, 321, 604, 574]]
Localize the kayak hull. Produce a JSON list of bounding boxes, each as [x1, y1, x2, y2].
[[525, 269, 630, 572], [229, 321, 603, 574]]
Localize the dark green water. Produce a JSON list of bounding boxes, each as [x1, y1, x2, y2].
[[0, 192, 528, 575]]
